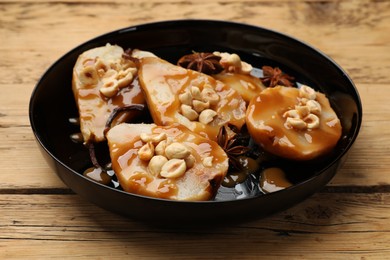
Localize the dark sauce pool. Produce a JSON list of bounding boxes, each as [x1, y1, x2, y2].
[[66, 47, 355, 201]]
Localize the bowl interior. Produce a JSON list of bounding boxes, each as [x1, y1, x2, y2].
[[29, 20, 362, 222]]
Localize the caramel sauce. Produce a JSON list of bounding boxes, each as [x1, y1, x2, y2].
[[222, 157, 259, 188], [74, 77, 145, 143], [260, 167, 292, 193], [138, 57, 246, 141], [83, 167, 112, 185], [213, 72, 265, 103]]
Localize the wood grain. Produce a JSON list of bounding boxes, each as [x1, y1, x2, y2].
[[1, 0, 390, 258], [1, 192, 390, 258]]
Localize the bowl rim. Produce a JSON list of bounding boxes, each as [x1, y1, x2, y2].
[[29, 18, 363, 205]]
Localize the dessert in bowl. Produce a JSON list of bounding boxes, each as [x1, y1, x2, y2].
[[29, 20, 362, 223]]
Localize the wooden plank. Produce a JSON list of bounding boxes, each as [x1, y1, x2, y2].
[[0, 0, 348, 3], [1, 192, 390, 258], [0, 1, 389, 85]]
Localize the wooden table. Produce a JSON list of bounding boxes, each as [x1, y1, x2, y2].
[[1, 0, 389, 258]]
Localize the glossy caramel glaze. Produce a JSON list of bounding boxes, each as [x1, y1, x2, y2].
[[260, 167, 292, 193], [106, 123, 229, 201], [246, 86, 342, 160], [213, 72, 266, 103], [137, 57, 246, 141], [72, 45, 145, 143]]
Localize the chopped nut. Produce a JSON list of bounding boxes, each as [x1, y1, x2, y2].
[[286, 117, 307, 130], [306, 100, 322, 115], [151, 133, 167, 143], [160, 159, 187, 178], [116, 69, 134, 86], [79, 66, 98, 85], [179, 91, 193, 106], [155, 140, 167, 156], [199, 109, 217, 125], [201, 87, 219, 105], [140, 133, 151, 142], [190, 86, 202, 100], [99, 69, 134, 98], [305, 114, 320, 129], [181, 104, 199, 121], [97, 58, 137, 98], [295, 105, 310, 118], [240, 61, 253, 74], [185, 154, 196, 168], [202, 156, 213, 167], [100, 80, 119, 98], [148, 155, 168, 176], [213, 51, 252, 74], [94, 59, 108, 73], [165, 142, 191, 160], [138, 142, 155, 161], [102, 69, 117, 79], [283, 109, 300, 119], [299, 85, 316, 100], [140, 132, 167, 144], [192, 99, 210, 113], [226, 53, 242, 68]]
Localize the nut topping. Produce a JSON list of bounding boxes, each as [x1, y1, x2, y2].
[[305, 114, 320, 129], [148, 155, 168, 176], [213, 51, 253, 74], [137, 131, 197, 179], [165, 142, 191, 160], [190, 86, 202, 100], [199, 109, 217, 125], [202, 156, 213, 167], [79, 66, 98, 85], [299, 85, 317, 100], [179, 92, 193, 106], [283, 85, 322, 130], [306, 100, 322, 115], [154, 140, 167, 156], [138, 142, 155, 161], [285, 117, 307, 130], [184, 154, 196, 169], [192, 100, 210, 113], [201, 87, 219, 105], [79, 51, 138, 98], [178, 85, 220, 124], [181, 104, 199, 121], [160, 159, 187, 178]]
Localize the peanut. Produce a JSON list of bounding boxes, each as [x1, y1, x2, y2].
[[160, 159, 187, 178]]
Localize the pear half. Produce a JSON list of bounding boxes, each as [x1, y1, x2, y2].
[[106, 123, 229, 201], [137, 56, 246, 141]]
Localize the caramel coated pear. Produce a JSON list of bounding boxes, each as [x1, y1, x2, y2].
[[213, 72, 266, 103], [246, 86, 342, 160], [72, 44, 145, 143], [106, 123, 229, 201], [137, 56, 246, 141]]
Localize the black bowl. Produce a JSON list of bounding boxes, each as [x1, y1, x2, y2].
[[29, 20, 362, 224]]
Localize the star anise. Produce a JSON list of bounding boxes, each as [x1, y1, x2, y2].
[[260, 66, 295, 87], [177, 52, 224, 75], [217, 125, 251, 170]]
